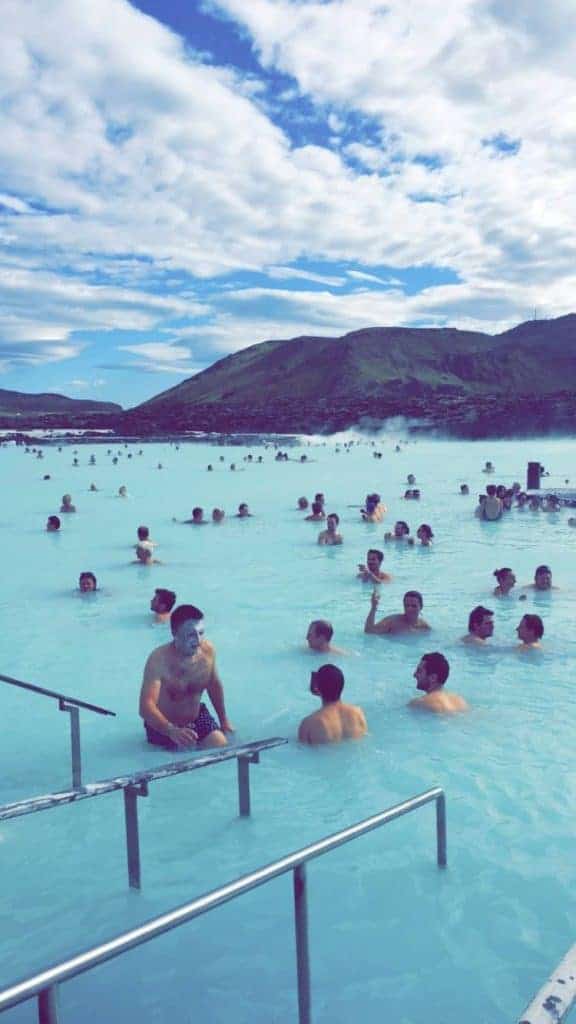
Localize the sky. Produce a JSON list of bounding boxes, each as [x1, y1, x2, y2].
[[2, 0, 576, 408]]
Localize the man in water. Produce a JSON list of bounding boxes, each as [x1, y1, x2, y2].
[[523, 565, 557, 591], [150, 588, 177, 624], [306, 620, 348, 655], [78, 571, 97, 593], [46, 515, 60, 532], [409, 653, 468, 713], [516, 614, 544, 650], [318, 513, 343, 545], [305, 501, 325, 521], [183, 507, 206, 525], [357, 549, 392, 583], [461, 605, 494, 644], [298, 664, 367, 745], [482, 485, 503, 521], [384, 520, 413, 544], [139, 604, 233, 750], [236, 503, 253, 517], [364, 589, 430, 634]]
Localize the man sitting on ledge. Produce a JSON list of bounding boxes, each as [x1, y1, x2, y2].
[[139, 604, 233, 750], [298, 664, 367, 745]]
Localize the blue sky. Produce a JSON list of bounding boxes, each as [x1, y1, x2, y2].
[[1, 0, 576, 408]]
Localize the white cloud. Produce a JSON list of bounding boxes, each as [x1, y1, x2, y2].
[[116, 340, 198, 374]]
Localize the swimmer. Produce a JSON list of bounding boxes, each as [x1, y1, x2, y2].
[[461, 605, 494, 644], [139, 603, 233, 749], [460, 484, 470, 495], [357, 549, 392, 583], [409, 653, 468, 714], [407, 474, 416, 485], [118, 485, 128, 497], [384, 520, 413, 544], [133, 544, 162, 565], [416, 524, 433, 546], [482, 485, 503, 521], [317, 513, 343, 545], [365, 589, 430, 635], [306, 620, 348, 655], [298, 665, 367, 745], [483, 461, 495, 473], [212, 508, 225, 523], [60, 494, 76, 513], [493, 567, 516, 597], [523, 565, 557, 591], [236, 503, 252, 518], [305, 501, 325, 522], [182, 507, 206, 525], [297, 497, 309, 510], [136, 525, 156, 549], [516, 614, 544, 650], [207, 465, 213, 472], [46, 515, 61, 532], [78, 571, 97, 593], [361, 493, 386, 523], [150, 588, 177, 624], [89, 483, 98, 492]]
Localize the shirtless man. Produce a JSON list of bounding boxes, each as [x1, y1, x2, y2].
[[364, 589, 430, 635], [482, 485, 503, 521], [298, 664, 367, 745], [523, 565, 557, 591], [409, 653, 468, 714], [182, 507, 206, 525], [317, 513, 343, 545], [516, 614, 544, 650], [461, 605, 494, 644], [139, 604, 233, 750], [306, 619, 348, 655], [384, 520, 413, 544], [150, 588, 176, 624], [357, 549, 391, 583], [133, 544, 162, 565]]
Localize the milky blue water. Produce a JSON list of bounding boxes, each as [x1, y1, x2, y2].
[[2, 434, 576, 1023]]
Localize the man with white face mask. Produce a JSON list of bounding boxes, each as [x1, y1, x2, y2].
[[139, 604, 233, 750]]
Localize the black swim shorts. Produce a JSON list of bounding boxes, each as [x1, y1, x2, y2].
[[145, 703, 219, 749]]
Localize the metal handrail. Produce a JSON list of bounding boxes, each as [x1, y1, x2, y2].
[[0, 786, 446, 1023], [516, 943, 576, 1023], [0, 671, 115, 790], [0, 737, 288, 889]]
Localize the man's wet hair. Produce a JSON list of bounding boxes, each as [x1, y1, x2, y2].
[[404, 590, 423, 608], [396, 520, 410, 534], [137, 525, 150, 541], [367, 549, 384, 565], [421, 652, 450, 687], [47, 515, 60, 529], [313, 664, 344, 703], [521, 614, 544, 640], [327, 512, 339, 524], [79, 571, 97, 587], [155, 588, 176, 612], [310, 619, 334, 641], [535, 564, 551, 576], [314, 493, 325, 503], [171, 604, 204, 633], [192, 507, 203, 517], [469, 605, 493, 632], [486, 484, 497, 497]]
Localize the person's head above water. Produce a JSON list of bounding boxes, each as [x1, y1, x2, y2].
[[170, 604, 205, 656], [394, 520, 410, 537], [414, 652, 450, 692], [61, 494, 73, 506], [517, 613, 544, 645], [468, 605, 494, 638], [460, 484, 469, 495], [137, 525, 150, 541], [309, 664, 345, 703], [417, 524, 433, 543], [79, 571, 97, 592], [151, 588, 176, 616], [212, 507, 225, 522], [366, 549, 384, 570], [494, 567, 515, 591], [326, 513, 339, 530], [46, 515, 60, 532], [238, 503, 250, 516], [297, 497, 309, 510], [486, 484, 497, 497], [534, 565, 552, 590], [403, 591, 423, 621], [307, 620, 334, 651], [192, 507, 204, 522]]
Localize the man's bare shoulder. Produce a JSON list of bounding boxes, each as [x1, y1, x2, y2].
[[146, 641, 173, 664], [201, 638, 216, 658]]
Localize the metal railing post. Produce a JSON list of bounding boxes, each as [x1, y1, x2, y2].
[[124, 782, 148, 889], [436, 792, 447, 867], [59, 701, 82, 790], [38, 984, 59, 1023], [293, 863, 312, 1024], [237, 752, 259, 817]]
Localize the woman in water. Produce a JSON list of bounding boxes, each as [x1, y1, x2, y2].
[[416, 524, 434, 546], [493, 567, 516, 597]]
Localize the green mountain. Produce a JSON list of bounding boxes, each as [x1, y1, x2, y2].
[[121, 315, 576, 436]]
